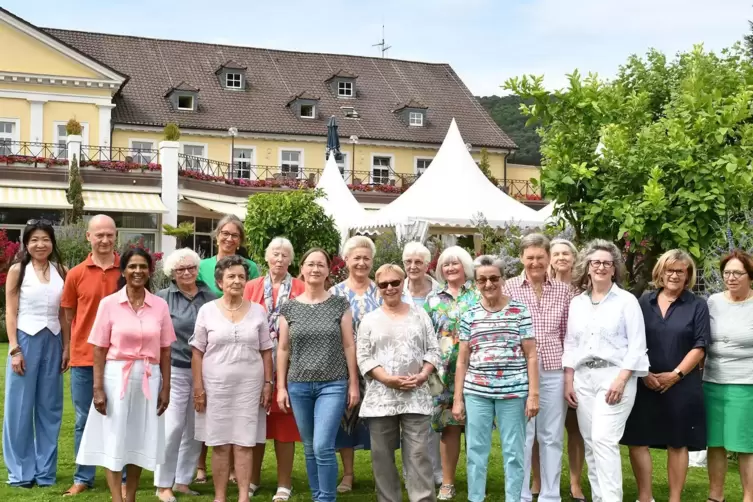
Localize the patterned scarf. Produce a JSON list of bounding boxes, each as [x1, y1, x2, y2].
[[264, 272, 292, 341]]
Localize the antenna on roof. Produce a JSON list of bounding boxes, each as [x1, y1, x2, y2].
[[372, 24, 391, 58]]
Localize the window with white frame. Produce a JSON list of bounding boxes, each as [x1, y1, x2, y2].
[[55, 124, 68, 157], [338, 81, 353, 97], [415, 157, 432, 176], [233, 148, 255, 179], [0, 121, 14, 155], [177, 95, 194, 110], [183, 144, 204, 170], [226, 73, 242, 89], [281, 150, 301, 178], [372, 156, 392, 184], [131, 141, 154, 164], [300, 104, 315, 119], [409, 111, 424, 126]]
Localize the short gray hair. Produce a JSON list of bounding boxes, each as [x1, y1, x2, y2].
[[163, 248, 201, 277], [342, 235, 375, 259], [520, 233, 551, 255], [473, 255, 506, 278], [573, 239, 626, 291], [402, 241, 431, 263], [265, 237, 295, 262], [435, 246, 474, 283]]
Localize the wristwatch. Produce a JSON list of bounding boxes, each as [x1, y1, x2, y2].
[[8, 345, 22, 357], [264, 380, 274, 386], [673, 368, 685, 379]]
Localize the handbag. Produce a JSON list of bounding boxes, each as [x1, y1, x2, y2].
[[427, 371, 444, 397]]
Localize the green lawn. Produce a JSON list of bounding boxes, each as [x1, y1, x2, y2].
[[0, 344, 743, 501]]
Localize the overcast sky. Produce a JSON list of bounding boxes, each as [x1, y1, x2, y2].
[[6, 0, 751, 96]]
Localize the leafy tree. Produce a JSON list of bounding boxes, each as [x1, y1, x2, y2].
[[745, 19, 753, 59], [477, 95, 542, 165], [506, 45, 753, 292], [66, 154, 84, 224], [476, 148, 497, 185], [243, 189, 341, 276], [55, 221, 91, 269]]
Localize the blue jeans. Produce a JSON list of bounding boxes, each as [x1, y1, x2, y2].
[[288, 380, 347, 502], [465, 393, 526, 502], [70, 366, 127, 485], [3, 328, 63, 486]]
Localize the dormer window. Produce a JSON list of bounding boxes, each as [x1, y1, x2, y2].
[[215, 60, 247, 90], [393, 99, 428, 127], [226, 73, 242, 89], [178, 95, 194, 110], [341, 106, 360, 119], [165, 81, 200, 112], [326, 70, 358, 99], [287, 91, 320, 120], [338, 81, 353, 97]]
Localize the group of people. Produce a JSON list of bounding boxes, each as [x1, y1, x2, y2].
[[2, 214, 753, 502]]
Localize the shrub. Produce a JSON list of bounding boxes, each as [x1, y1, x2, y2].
[[65, 118, 83, 136], [163, 123, 181, 141], [371, 230, 407, 274], [56, 222, 92, 270], [67, 154, 84, 223]]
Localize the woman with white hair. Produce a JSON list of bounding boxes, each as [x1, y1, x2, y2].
[[329, 235, 380, 493], [154, 248, 217, 502], [424, 245, 479, 500], [243, 237, 304, 501], [563, 239, 649, 502]]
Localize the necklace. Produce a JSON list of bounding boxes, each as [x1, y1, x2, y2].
[[221, 299, 243, 311], [128, 295, 144, 310], [725, 290, 753, 303]]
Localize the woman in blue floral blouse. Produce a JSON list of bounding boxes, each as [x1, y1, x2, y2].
[[424, 246, 480, 500], [329, 236, 381, 493]]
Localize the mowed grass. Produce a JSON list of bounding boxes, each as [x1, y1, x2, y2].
[[0, 343, 743, 501]]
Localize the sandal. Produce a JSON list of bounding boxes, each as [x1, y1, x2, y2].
[[438, 484, 455, 500], [571, 491, 586, 502], [249, 483, 261, 497], [194, 468, 207, 484], [273, 487, 293, 502], [155, 489, 178, 502], [337, 474, 353, 493], [174, 487, 201, 496]]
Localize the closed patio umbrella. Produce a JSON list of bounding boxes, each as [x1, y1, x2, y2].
[[326, 115, 342, 161]]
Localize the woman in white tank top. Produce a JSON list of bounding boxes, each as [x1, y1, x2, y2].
[[2, 219, 67, 488]]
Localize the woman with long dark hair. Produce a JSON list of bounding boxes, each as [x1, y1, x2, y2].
[[2, 219, 68, 488], [76, 248, 176, 502]]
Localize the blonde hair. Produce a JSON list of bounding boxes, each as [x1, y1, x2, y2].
[[435, 246, 474, 283], [652, 249, 697, 289], [549, 238, 578, 278], [375, 263, 406, 283], [342, 235, 375, 259]]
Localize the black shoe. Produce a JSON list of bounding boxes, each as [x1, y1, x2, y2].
[[571, 491, 586, 502]]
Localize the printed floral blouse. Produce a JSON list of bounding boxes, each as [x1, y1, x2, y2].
[[424, 280, 480, 430]]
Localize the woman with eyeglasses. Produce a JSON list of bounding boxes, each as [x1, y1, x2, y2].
[[195, 214, 260, 484], [563, 239, 649, 502], [154, 248, 216, 502], [3, 219, 68, 488], [357, 264, 440, 502], [277, 248, 360, 502], [243, 237, 304, 501], [704, 249, 753, 502], [452, 255, 539, 502]]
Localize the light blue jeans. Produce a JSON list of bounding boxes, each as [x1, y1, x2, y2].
[[288, 380, 347, 502], [3, 328, 63, 487], [465, 393, 526, 502]]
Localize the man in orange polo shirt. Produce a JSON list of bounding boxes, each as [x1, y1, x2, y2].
[[60, 214, 121, 497]]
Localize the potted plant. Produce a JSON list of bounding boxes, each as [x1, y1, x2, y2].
[[164, 123, 181, 141]]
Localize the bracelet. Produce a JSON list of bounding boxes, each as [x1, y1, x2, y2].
[[264, 381, 273, 386], [194, 391, 206, 399]]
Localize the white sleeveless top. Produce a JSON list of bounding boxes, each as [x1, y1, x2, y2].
[[16, 262, 64, 335]]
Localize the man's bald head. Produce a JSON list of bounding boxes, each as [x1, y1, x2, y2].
[[86, 214, 117, 256]]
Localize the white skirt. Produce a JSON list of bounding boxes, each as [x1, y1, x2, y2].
[[76, 360, 165, 471]]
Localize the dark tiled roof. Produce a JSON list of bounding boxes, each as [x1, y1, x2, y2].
[[287, 90, 320, 104], [43, 28, 517, 149], [215, 60, 247, 73], [164, 81, 199, 97], [394, 98, 428, 111], [327, 69, 358, 80]]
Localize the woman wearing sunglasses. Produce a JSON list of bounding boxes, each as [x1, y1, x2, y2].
[[357, 264, 440, 502], [452, 255, 539, 502]]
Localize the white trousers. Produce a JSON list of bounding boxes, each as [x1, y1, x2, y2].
[[521, 364, 567, 502], [574, 365, 637, 502], [154, 367, 202, 488]]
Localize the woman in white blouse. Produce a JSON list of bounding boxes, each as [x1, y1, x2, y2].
[[562, 239, 649, 502]]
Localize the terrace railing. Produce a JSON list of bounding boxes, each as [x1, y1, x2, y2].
[[501, 179, 542, 200], [0, 141, 67, 167], [80, 145, 160, 165]]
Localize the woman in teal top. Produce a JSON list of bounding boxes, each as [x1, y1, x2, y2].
[[197, 214, 260, 298], [194, 213, 259, 484]]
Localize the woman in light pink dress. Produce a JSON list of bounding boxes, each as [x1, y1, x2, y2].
[[190, 255, 274, 502]]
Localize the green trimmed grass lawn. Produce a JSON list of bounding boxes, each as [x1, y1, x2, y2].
[[0, 344, 743, 501]]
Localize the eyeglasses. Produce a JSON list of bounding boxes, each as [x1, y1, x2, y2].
[[476, 276, 502, 285], [174, 265, 197, 275], [723, 270, 747, 279], [589, 260, 615, 269], [219, 230, 241, 240], [665, 269, 687, 277], [377, 279, 402, 289]]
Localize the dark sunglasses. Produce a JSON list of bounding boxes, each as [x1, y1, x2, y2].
[[27, 219, 53, 226], [377, 279, 402, 290]]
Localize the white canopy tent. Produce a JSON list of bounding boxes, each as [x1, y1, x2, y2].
[[538, 201, 555, 222], [351, 119, 544, 236], [315, 152, 367, 245]]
